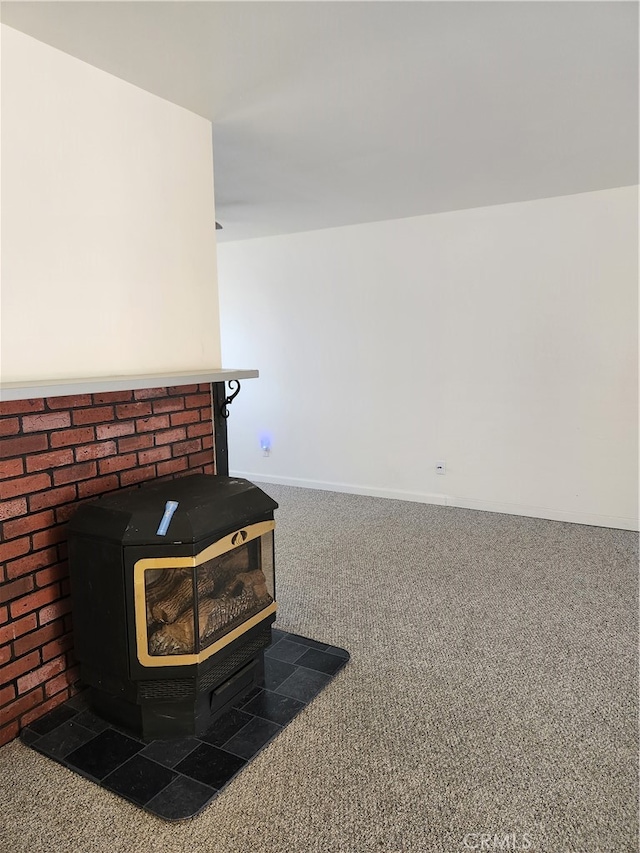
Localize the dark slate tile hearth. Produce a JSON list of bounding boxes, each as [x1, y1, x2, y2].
[[239, 689, 304, 726], [222, 715, 281, 760], [21, 630, 349, 821], [104, 754, 178, 806], [66, 729, 144, 781], [174, 742, 247, 790], [146, 776, 217, 822], [140, 737, 200, 768]]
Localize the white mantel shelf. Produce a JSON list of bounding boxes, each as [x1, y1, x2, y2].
[[0, 368, 259, 402]]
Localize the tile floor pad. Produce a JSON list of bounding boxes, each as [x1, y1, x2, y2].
[[20, 630, 349, 821]]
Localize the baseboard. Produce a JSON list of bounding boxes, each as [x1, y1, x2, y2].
[[230, 471, 452, 506], [230, 471, 640, 532], [448, 496, 639, 531]]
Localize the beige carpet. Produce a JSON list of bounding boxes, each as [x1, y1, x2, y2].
[[1, 485, 637, 853]]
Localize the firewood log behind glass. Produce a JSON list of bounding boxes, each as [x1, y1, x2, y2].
[[145, 541, 273, 656]]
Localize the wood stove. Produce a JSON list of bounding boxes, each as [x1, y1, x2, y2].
[[67, 474, 277, 740]]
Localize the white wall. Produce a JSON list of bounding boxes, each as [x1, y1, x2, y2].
[[218, 186, 639, 530], [0, 25, 221, 382]]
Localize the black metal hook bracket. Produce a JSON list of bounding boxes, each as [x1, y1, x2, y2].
[[218, 380, 241, 419]]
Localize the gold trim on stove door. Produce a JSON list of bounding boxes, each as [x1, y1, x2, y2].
[[134, 520, 276, 667]]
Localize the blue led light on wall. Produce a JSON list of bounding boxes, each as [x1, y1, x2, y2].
[[260, 433, 272, 455]]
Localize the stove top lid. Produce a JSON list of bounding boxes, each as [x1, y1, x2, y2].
[[67, 474, 278, 546]]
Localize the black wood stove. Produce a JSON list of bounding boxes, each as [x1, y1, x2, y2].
[[67, 474, 277, 741]]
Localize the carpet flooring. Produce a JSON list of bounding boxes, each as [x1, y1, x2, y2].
[[0, 485, 637, 852]]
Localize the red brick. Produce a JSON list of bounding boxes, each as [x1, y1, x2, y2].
[[136, 415, 170, 433], [187, 422, 213, 439], [52, 461, 97, 486], [26, 449, 75, 473], [45, 669, 77, 698], [12, 621, 63, 657], [92, 391, 133, 404], [0, 720, 19, 746], [17, 654, 66, 694], [3, 510, 53, 540], [0, 417, 20, 437], [170, 409, 200, 427], [174, 468, 197, 480], [46, 394, 92, 409], [117, 434, 154, 453], [9, 689, 44, 720], [35, 563, 67, 588], [0, 606, 7, 624], [0, 458, 24, 480], [29, 484, 76, 512], [55, 502, 82, 524], [74, 440, 117, 462], [0, 434, 48, 459], [154, 427, 187, 446], [119, 465, 156, 487], [95, 422, 134, 440], [157, 457, 188, 477], [32, 527, 67, 551], [50, 426, 95, 448], [137, 446, 171, 466], [116, 402, 152, 419], [41, 633, 73, 663], [202, 435, 213, 450], [0, 614, 37, 646], [2, 472, 51, 499], [98, 453, 137, 475], [0, 576, 34, 604], [0, 399, 45, 416], [185, 393, 211, 409], [0, 497, 27, 522], [0, 614, 37, 647], [38, 597, 72, 626], [0, 684, 16, 708], [21, 411, 71, 433], [0, 537, 31, 563], [189, 451, 214, 468], [72, 406, 115, 425], [152, 397, 185, 414], [77, 475, 119, 500], [9, 584, 60, 618], [168, 385, 197, 395], [204, 463, 215, 475], [20, 690, 66, 727], [133, 387, 167, 400], [0, 646, 11, 666], [172, 439, 202, 457], [0, 651, 41, 688], [6, 547, 58, 579]]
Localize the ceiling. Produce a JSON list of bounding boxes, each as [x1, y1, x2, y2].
[[1, 1, 638, 242]]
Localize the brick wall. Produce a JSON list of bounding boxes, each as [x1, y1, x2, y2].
[[0, 384, 215, 746]]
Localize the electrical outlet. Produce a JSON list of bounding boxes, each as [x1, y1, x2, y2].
[[435, 460, 446, 475]]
